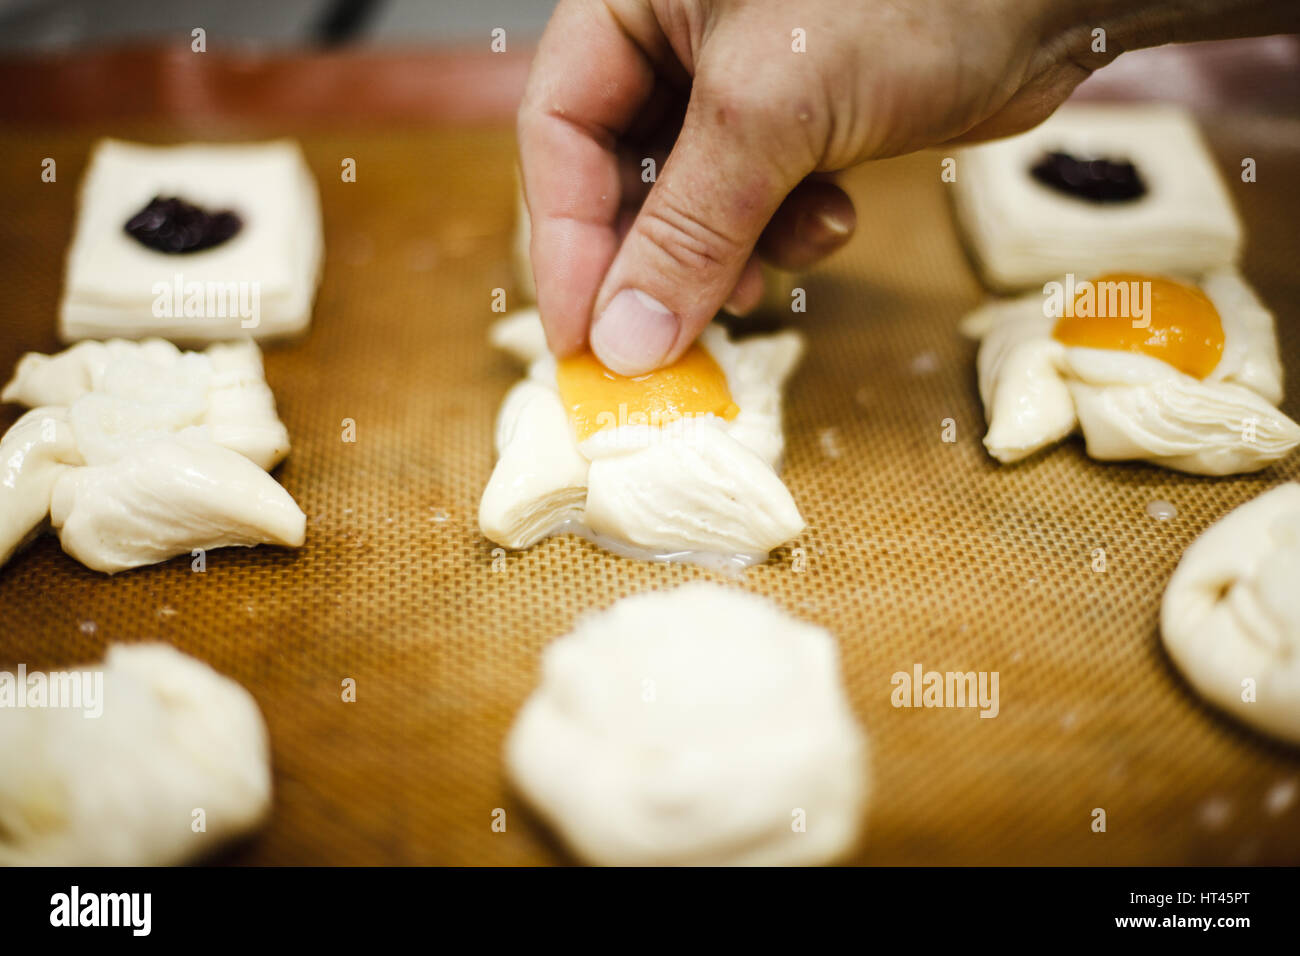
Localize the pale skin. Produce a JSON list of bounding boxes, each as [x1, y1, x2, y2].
[[517, 0, 1298, 375]]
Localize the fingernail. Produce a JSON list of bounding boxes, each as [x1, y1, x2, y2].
[[799, 205, 853, 247], [591, 289, 678, 375]]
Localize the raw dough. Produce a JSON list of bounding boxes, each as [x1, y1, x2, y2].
[[951, 105, 1242, 291], [506, 583, 871, 865], [480, 309, 805, 567], [964, 268, 1300, 474], [1162, 483, 1300, 743], [60, 139, 323, 343], [0, 643, 272, 865], [0, 338, 305, 573]]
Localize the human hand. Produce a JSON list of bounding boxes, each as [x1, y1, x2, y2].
[[517, 0, 1292, 375]]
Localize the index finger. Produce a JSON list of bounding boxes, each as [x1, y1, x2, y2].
[[517, 0, 656, 356]]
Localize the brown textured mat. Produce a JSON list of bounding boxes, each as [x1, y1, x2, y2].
[[1, 114, 1299, 866]]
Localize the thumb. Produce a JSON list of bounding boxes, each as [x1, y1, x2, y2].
[[590, 78, 815, 375]]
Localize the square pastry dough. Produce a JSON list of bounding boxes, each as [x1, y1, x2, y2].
[[963, 268, 1300, 475], [951, 105, 1242, 291], [60, 139, 324, 344], [480, 309, 805, 570]]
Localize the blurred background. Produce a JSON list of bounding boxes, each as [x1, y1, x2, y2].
[[0, 0, 556, 49], [0, 0, 1294, 118]]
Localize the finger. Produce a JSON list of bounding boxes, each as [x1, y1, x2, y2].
[[590, 75, 817, 374], [516, 0, 656, 356], [722, 255, 765, 316], [755, 178, 856, 272]]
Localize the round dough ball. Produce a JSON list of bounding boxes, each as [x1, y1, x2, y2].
[[1162, 483, 1300, 743], [0, 643, 272, 865], [506, 583, 870, 865]]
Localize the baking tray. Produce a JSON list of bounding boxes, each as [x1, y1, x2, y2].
[[1, 115, 1298, 865]]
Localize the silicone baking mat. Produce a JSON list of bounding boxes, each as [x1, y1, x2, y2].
[[1, 116, 1298, 865]]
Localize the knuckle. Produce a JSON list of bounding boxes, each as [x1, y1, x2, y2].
[[636, 193, 744, 274], [691, 72, 768, 127], [691, 75, 824, 179]]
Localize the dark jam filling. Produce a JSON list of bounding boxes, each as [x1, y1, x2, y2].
[[1029, 151, 1146, 203], [124, 196, 242, 253]]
